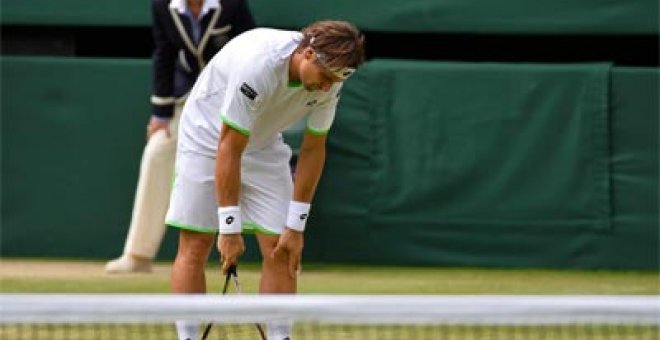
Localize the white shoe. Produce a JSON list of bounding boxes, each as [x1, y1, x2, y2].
[[105, 255, 152, 273]]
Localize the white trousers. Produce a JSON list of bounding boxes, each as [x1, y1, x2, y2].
[[122, 103, 182, 259]]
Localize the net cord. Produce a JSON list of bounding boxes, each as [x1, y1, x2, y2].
[[1, 294, 658, 325]]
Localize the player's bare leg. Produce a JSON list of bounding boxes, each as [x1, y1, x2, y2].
[[172, 229, 214, 340], [257, 233, 296, 293], [257, 233, 296, 340], [172, 230, 215, 293]]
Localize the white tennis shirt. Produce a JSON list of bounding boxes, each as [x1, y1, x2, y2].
[[178, 28, 342, 157]]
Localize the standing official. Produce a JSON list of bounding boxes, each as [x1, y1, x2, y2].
[[106, 0, 255, 273]]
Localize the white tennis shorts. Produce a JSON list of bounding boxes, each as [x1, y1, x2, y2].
[[165, 140, 293, 235]]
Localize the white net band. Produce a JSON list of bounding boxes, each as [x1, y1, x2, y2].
[[2, 294, 658, 325]]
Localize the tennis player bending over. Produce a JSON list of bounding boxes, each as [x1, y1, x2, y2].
[[165, 20, 365, 340]]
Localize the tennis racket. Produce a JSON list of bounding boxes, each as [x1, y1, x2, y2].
[[200, 264, 266, 340]]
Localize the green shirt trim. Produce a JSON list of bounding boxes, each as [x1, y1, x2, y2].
[[288, 80, 302, 88], [220, 115, 250, 136], [306, 124, 329, 136]]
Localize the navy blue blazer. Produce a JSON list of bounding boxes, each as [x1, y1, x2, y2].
[[151, 0, 255, 118]]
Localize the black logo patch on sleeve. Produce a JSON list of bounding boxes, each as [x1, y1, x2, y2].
[[240, 82, 258, 101]]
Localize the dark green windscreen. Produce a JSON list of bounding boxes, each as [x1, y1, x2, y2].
[[1, 0, 657, 34], [307, 61, 657, 269], [1, 57, 658, 269]]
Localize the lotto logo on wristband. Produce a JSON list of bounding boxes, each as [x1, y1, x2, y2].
[[287, 201, 311, 232], [218, 206, 242, 234]]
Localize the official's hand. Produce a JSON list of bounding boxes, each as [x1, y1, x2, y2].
[[218, 233, 245, 274], [272, 227, 304, 278], [146, 116, 171, 139]]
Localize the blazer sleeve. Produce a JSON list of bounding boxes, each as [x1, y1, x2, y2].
[[230, 0, 257, 37], [151, 0, 177, 119]]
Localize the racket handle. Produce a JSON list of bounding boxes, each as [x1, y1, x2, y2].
[[227, 264, 238, 276]]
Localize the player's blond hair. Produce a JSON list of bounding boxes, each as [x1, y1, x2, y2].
[[298, 20, 366, 69]]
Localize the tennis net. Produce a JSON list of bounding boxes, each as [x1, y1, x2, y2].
[[1, 294, 658, 339]]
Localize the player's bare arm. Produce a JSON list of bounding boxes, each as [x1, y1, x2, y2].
[[216, 123, 249, 273], [273, 131, 327, 277], [292, 131, 327, 202]]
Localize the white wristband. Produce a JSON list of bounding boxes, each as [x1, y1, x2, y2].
[[286, 201, 311, 232], [218, 206, 242, 234]]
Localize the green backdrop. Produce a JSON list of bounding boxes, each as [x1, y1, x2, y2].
[[1, 0, 658, 34], [308, 61, 658, 269], [1, 57, 657, 269]]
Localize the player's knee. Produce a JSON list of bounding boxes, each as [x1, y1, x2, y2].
[[177, 231, 214, 263], [263, 248, 289, 272], [256, 234, 279, 258]]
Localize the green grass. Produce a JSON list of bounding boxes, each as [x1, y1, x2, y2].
[[1, 324, 657, 340], [1, 259, 658, 294]]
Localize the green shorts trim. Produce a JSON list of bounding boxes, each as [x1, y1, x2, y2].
[[167, 220, 279, 235], [167, 221, 215, 234]]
